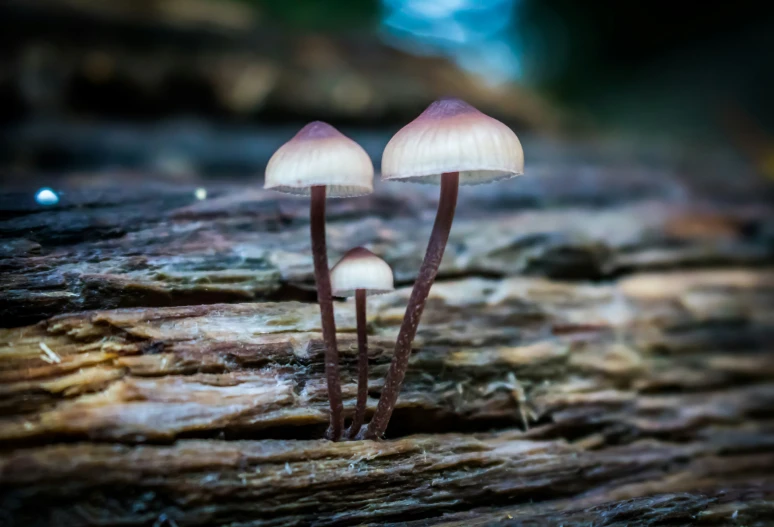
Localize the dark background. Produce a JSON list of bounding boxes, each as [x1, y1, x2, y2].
[[1, 0, 773, 181]]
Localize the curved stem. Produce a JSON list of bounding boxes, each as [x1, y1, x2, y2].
[[311, 185, 343, 441], [364, 172, 459, 439], [348, 288, 369, 439]]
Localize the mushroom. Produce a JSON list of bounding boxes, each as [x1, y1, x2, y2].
[[265, 121, 374, 441], [330, 247, 395, 439], [364, 98, 524, 439]]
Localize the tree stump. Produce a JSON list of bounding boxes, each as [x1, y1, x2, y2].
[[1, 145, 774, 525]]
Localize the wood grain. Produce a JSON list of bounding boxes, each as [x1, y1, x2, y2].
[[1, 149, 773, 525]]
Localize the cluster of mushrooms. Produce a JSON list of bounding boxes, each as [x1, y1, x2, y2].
[[264, 98, 524, 441]]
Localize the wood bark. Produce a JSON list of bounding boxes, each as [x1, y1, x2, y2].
[[1, 151, 773, 525]]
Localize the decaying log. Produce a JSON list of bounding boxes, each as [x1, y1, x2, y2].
[[1, 149, 774, 525], [2, 154, 773, 327], [2, 431, 774, 526], [2, 269, 774, 525], [2, 269, 774, 442]]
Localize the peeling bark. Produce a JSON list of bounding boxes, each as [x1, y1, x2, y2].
[[1, 167, 772, 327], [1, 268, 774, 524], [2, 269, 774, 443], [1, 430, 773, 526], [1, 157, 773, 525]]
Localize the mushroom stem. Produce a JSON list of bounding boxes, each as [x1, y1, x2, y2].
[[310, 185, 344, 441], [348, 288, 369, 439], [364, 172, 459, 439]]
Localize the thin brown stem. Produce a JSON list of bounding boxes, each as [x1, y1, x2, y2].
[[348, 288, 369, 439], [364, 172, 459, 439], [311, 185, 343, 441]]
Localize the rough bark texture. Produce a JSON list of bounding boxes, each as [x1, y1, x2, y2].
[[1, 148, 774, 525]]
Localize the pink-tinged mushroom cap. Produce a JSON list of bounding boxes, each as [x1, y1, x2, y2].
[[330, 247, 394, 297], [265, 121, 374, 197], [381, 98, 524, 185]]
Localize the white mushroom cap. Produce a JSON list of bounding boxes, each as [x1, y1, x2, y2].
[[330, 247, 394, 297], [265, 121, 374, 198], [381, 98, 524, 185]]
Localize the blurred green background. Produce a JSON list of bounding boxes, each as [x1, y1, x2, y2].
[[1, 0, 773, 179]]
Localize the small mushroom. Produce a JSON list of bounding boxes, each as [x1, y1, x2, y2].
[[364, 98, 524, 439], [330, 247, 394, 439], [265, 122, 374, 441]]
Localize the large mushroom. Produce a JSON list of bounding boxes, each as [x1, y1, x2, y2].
[[265, 122, 374, 441], [364, 98, 524, 439], [330, 247, 394, 439]]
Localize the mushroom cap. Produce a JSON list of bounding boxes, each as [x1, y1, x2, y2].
[[381, 98, 524, 185], [265, 121, 374, 198], [330, 247, 394, 297]]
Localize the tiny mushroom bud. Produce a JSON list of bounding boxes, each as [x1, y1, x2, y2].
[[330, 247, 395, 298], [330, 247, 394, 439], [364, 98, 524, 439], [265, 122, 374, 441]]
